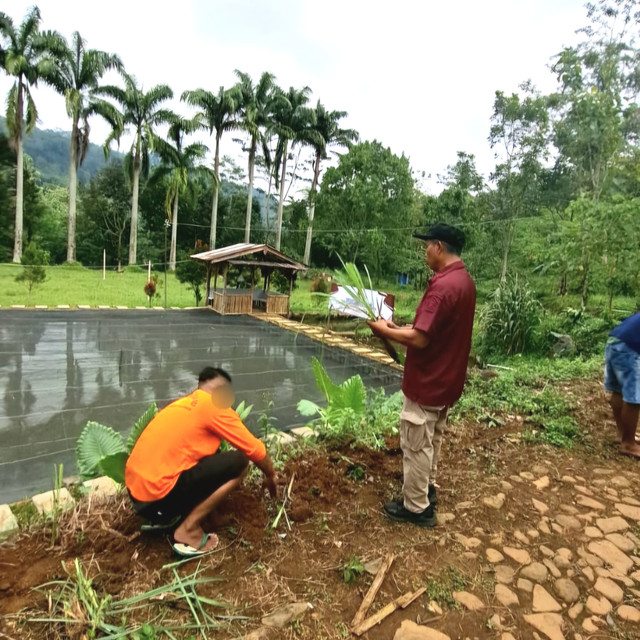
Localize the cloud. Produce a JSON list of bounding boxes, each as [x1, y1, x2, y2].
[[1, 0, 586, 193]]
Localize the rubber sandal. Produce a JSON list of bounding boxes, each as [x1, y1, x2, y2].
[[141, 515, 181, 532], [172, 533, 219, 558]]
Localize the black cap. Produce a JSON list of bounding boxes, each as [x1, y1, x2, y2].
[[413, 222, 465, 252]]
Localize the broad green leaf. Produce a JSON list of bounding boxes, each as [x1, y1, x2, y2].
[[312, 357, 341, 402], [297, 399, 322, 416], [126, 403, 158, 453], [334, 375, 367, 414], [98, 452, 128, 484], [76, 422, 126, 479]]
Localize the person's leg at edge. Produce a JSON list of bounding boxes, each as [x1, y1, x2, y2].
[[609, 392, 624, 442], [402, 409, 438, 513], [619, 401, 640, 458], [428, 407, 448, 502], [174, 465, 249, 551]]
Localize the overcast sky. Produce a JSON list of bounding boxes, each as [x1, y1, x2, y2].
[[1, 0, 587, 193]]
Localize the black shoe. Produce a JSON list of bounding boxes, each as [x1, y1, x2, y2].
[[383, 500, 437, 528], [428, 484, 437, 507]]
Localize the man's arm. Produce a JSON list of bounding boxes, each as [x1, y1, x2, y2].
[[254, 451, 277, 497], [368, 318, 429, 349]]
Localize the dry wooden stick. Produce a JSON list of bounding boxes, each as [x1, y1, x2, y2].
[[350, 553, 395, 628], [352, 587, 426, 636]]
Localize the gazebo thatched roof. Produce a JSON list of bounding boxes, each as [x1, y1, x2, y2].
[[191, 243, 306, 271]]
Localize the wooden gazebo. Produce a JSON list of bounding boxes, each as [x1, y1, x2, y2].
[[191, 243, 307, 316]]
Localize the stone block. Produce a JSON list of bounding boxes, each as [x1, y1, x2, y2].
[[82, 476, 120, 498], [289, 426, 316, 439], [32, 488, 75, 515], [0, 504, 19, 539]]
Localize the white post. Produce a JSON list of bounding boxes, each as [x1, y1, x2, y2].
[[103, 250, 106, 281], [148, 260, 151, 281]]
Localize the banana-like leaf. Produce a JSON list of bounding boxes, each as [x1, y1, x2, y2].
[[235, 400, 254, 422], [98, 451, 128, 484], [126, 403, 158, 453], [76, 422, 126, 479], [312, 357, 341, 402], [334, 375, 367, 414], [297, 399, 322, 416]]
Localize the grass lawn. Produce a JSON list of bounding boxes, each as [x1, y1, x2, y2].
[[0, 263, 424, 317], [0, 264, 196, 308]]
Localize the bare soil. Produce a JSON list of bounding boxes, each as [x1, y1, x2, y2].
[[1, 378, 639, 640]]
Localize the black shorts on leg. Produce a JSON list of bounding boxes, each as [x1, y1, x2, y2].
[[130, 450, 249, 524]]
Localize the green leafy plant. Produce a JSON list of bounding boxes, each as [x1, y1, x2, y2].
[[342, 556, 365, 583], [235, 400, 254, 422], [297, 357, 402, 448], [297, 357, 366, 427], [481, 276, 541, 356], [75, 403, 158, 483]]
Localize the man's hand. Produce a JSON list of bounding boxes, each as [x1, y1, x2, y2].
[[367, 318, 388, 337], [263, 472, 277, 499]]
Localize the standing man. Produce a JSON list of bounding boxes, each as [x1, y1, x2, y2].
[[368, 223, 476, 527], [604, 311, 640, 458], [125, 366, 277, 556]]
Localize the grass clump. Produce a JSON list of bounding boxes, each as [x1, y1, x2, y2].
[[425, 567, 468, 608], [453, 356, 601, 448]]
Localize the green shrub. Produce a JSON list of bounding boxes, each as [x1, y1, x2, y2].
[[15, 242, 49, 294], [480, 277, 541, 356]]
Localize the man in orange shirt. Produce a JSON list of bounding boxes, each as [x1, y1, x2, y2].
[[125, 366, 277, 556]]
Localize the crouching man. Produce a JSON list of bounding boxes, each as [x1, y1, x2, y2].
[[125, 366, 277, 556]]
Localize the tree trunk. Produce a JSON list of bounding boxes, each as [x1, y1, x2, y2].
[[303, 151, 321, 265], [265, 172, 273, 244], [245, 138, 256, 244], [275, 142, 288, 251], [67, 120, 79, 263], [211, 133, 221, 249], [13, 137, 24, 263], [128, 140, 141, 265], [12, 83, 25, 263], [169, 192, 179, 271]]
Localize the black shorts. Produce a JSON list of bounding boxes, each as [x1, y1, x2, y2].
[[130, 450, 249, 524]]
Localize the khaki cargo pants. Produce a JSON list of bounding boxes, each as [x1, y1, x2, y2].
[[400, 394, 448, 513]]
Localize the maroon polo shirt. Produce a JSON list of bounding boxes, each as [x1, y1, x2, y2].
[[402, 261, 476, 407]]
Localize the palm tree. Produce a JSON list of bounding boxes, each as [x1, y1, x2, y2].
[[271, 86, 320, 251], [181, 86, 238, 249], [100, 75, 173, 265], [303, 101, 358, 265], [152, 116, 207, 270], [48, 31, 122, 263], [233, 70, 278, 243], [0, 7, 64, 262]]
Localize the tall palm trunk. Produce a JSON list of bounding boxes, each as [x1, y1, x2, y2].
[[303, 151, 321, 265], [169, 193, 179, 271], [275, 141, 288, 251], [211, 134, 221, 249], [12, 84, 25, 263], [128, 141, 141, 265], [13, 137, 24, 263], [245, 137, 256, 243], [67, 118, 79, 263], [264, 172, 273, 243]]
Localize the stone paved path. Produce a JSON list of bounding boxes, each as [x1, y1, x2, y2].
[[397, 465, 640, 640]]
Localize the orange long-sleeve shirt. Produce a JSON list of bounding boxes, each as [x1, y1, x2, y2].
[[125, 389, 266, 502]]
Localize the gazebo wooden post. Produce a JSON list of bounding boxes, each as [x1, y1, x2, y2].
[[213, 265, 218, 292], [249, 266, 256, 313], [205, 263, 212, 306]]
